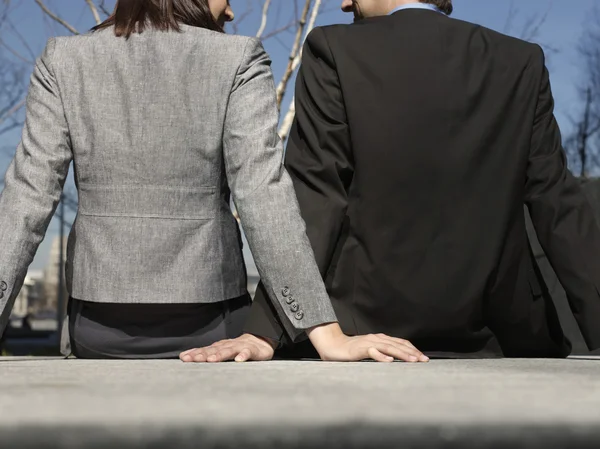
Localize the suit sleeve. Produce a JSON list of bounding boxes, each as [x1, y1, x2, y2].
[[525, 46, 600, 350], [244, 27, 353, 343], [0, 38, 73, 336], [223, 38, 338, 341]]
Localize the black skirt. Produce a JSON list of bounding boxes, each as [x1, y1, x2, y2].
[[67, 295, 252, 359]]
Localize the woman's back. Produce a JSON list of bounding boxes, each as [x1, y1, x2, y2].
[[60, 26, 247, 189], [47, 27, 255, 305]]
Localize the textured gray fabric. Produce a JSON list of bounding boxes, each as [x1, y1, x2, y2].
[[0, 25, 337, 343]]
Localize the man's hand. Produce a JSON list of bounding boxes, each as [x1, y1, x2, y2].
[[307, 323, 429, 363], [318, 333, 429, 362], [179, 334, 276, 363]]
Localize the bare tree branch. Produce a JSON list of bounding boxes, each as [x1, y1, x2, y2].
[[275, 0, 312, 108], [567, 6, 600, 177], [278, 95, 296, 142], [0, 38, 34, 64], [0, 46, 26, 140], [503, 1, 557, 58], [98, 0, 112, 17], [519, 8, 550, 43], [0, 97, 25, 127], [278, 0, 323, 139], [261, 20, 297, 41], [255, 0, 272, 38], [34, 0, 80, 35], [0, 120, 21, 136], [85, 0, 102, 25], [293, 0, 322, 69], [4, 18, 37, 63], [0, 0, 11, 26]]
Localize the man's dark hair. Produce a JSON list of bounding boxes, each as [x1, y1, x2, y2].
[[93, 0, 223, 39], [420, 0, 453, 15]]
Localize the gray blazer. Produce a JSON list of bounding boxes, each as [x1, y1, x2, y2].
[[0, 25, 337, 343]]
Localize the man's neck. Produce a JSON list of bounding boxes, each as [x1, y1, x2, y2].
[[384, 0, 424, 15]]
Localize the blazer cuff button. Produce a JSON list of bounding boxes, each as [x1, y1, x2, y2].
[[0, 281, 7, 291], [282, 287, 291, 297], [294, 311, 304, 320]]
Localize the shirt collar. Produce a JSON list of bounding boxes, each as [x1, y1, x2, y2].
[[388, 3, 444, 15]]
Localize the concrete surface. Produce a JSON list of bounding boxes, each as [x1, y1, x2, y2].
[[1, 357, 600, 448]]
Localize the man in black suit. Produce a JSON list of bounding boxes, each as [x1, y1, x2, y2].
[[183, 0, 600, 362]]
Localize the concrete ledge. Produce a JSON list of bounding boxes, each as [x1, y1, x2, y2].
[[4, 424, 600, 449], [1, 358, 600, 448]]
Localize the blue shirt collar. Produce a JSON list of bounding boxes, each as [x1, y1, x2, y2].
[[388, 3, 444, 15]]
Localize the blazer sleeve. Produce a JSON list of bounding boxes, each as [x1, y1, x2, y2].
[[525, 45, 600, 350], [223, 37, 338, 341], [0, 38, 73, 336], [244, 27, 353, 343]]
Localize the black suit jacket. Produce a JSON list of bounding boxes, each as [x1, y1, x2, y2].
[[245, 9, 600, 357]]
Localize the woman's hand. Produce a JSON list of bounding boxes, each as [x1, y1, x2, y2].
[[180, 334, 277, 363]]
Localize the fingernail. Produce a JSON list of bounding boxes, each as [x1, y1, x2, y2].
[[386, 356, 394, 362], [421, 355, 429, 362], [409, 356, 418, 362]]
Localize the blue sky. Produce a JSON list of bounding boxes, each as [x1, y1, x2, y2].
[[0, 0, 596, 271]]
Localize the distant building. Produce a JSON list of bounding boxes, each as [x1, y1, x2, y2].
[[43, 236, 68, 313], [9, 270, 44, 327]]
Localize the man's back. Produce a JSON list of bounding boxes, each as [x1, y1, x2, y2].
[[247, 8, 600, 357], [311, 11, 540, 350]]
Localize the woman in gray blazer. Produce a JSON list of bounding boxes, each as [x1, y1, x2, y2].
[[0, 0, 426, 363]]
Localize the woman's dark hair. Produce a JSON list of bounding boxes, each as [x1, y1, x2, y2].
[[93, 0, 223, 38]]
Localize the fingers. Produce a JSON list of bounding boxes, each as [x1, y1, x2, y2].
[[377, 334, 417, 350], [180, 346, 220, 362], [179, 337, 247, 363], [235, 348, 252, 362], [180, 341, 275, 363], [181, 339, 230, 357], [373, 343, 424, 363], [210, 347, 246, 362], [180, 348, 195, 358], [367, 347, 394, 362], [180, 348, 203, 362], [183, 346, 245, 363], [374, 334, 429, 362], [180, 352, 201, 363]]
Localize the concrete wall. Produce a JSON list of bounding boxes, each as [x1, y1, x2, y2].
[[526, 178, 600, 355]]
